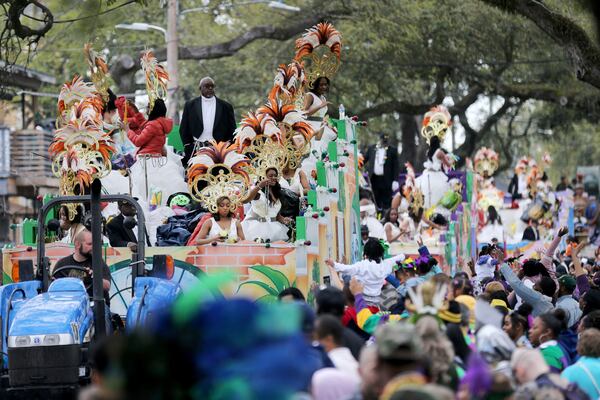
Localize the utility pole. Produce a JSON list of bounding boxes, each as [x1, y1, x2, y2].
[[166, 0, 179, 122]]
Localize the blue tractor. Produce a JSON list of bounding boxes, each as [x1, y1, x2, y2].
[[0, 181, 181, 399]]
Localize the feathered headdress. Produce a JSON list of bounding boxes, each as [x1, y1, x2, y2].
[[57, 75, 97, 127], [474, 147, 499, 177], [187, 141, 251, 213], [294, 22, 342, 85], [234, 111, 280, 149], [50, 78, 114, 219], [84, 43, 110, 102], [268, 61, 306, 105], [421, 105, 451, 144], [257, 98, 313, 142], [406, 281, 447, 317], [140, 50, 169, 109]]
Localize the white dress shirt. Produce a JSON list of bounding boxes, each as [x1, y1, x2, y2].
[[199, 96, 217, 142], [374, 146, 386, 176]]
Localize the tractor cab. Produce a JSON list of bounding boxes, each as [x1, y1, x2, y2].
[[0, 182, 181, 399]]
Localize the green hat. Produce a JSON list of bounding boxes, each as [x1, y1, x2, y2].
[[558, 275, 576, 291]]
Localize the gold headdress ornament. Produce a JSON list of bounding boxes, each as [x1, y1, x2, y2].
[[84, 43, 110, 102], [187, 141, 251, 214], [474, 147, 499, 177], [294, 22, 342, 85], [268, 61, 306, 105], [50, 78, 114, 219], [140, 50, 169, 109], [403, 162, 424, 214], [421, 105, 451, 144], [238, 131, 289, 182]]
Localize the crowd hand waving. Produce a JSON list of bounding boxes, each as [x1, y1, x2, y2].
[[325, 259, 335, 269], [492, 247, 505, 264], [349, 277, 363, 296], [558, 226, 569, 237], [572, 240, 586, 257]]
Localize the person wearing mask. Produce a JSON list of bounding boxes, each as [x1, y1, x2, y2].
[[179, 77, 237, 166]]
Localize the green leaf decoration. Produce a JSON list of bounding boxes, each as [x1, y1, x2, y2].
[[237, 280, 279, 297], [255, 294, 278, 303], [248, 265, 291, 293]]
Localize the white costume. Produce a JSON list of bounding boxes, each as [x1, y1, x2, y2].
[[129, 146, 188, 208], [416, 150, 450, 210], [302, 93, 337, 175], [207, 217, 240, 242], [242, 191, 289, 242]]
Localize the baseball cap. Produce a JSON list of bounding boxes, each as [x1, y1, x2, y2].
[[558, 275, 576, 291]]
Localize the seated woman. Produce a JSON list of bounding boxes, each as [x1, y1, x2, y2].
[[59, 205, 86, 244], [195, 196, 245, 245], [242, 167, 291, 242], [127, 98, 188, 207], [383, 208, 410, 244]]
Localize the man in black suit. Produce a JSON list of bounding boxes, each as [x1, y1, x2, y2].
[[522, 219, 540, 241], [106, 200, 139, 248], [364, 134, 399, 210], [179, 77, 237, 166]]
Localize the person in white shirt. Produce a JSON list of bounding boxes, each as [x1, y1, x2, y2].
[[314, 314, 361, 382], [326, 238, 405, 306], [179, 77, 237, 166]]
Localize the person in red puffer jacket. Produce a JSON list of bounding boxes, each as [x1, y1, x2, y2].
[[126, 98, 189, 221], [127, 99, 171, 156]]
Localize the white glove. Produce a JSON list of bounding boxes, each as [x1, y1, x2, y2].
[[391, 181, 400, 192]]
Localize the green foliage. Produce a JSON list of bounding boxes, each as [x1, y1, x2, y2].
[[236, 265, 294, 302], [14, 0, 600, 176]]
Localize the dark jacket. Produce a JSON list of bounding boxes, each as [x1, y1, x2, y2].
[[179, 96, 236, 165], [364, 144, 399, 187], [106, 214, 137, 247], [522, 226, 540, 241]]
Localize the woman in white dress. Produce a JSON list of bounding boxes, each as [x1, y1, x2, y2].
[[242, 167, 291, 242], [383, 208, 410, 243], [416, 135, 453, 210], [195, 196, 245, 245], [302, 77, 337, 171]]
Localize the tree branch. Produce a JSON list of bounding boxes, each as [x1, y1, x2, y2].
[[479, 0, 600, 89], [154, 12, 336, 61], [455, 99, 513, 161]]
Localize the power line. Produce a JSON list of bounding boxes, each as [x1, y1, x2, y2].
[[22, 0, 137, 24]]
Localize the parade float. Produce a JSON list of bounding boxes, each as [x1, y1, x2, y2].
[[1, 23, 481, 315]]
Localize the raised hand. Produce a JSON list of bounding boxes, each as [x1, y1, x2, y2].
[[349, 277, 364, 295]]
